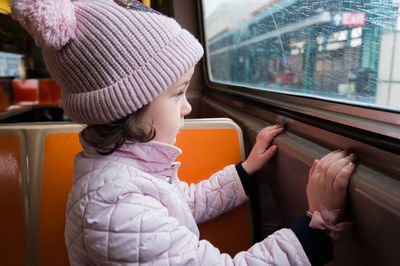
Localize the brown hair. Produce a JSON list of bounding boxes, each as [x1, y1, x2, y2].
[[80, 108, 155, 155]]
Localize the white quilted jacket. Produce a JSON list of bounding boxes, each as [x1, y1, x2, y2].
[[65, 139, 310, 265]]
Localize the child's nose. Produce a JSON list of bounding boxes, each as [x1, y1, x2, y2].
[[182, 98, 192, 116]]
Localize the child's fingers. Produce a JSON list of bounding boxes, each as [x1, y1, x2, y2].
[[266, 127, 285, 138], [326, 152, 354, 183], [333, 161, 355, 191], [315, 150, 346, 175], [258, 124, 285, 136], [258, 126, 283, 140], [258, 127, 285, 146], [261, 145, 278, 161], [269, 123, 285, 129], [313, 151, 335, 175]]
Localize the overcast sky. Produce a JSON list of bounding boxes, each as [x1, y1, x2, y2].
[[203, 0, 272, 18], [203, 0, 230, 17]]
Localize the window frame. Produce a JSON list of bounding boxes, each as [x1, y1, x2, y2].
[[197, 0, 400, 154]]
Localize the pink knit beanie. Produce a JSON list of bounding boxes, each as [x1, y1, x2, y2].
[[11, 0, 204, 124]]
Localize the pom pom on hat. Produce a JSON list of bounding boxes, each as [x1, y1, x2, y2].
[[11, 0, 77, 50]]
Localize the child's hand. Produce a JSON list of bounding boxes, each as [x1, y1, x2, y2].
[[242, 123, 285, 176], [306, 150, 356, 213]]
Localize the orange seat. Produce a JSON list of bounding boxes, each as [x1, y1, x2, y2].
[[175, 119, 251, 256], [0, 133, 26, 266], [39, 131, 82, 266], [0, 123, 83, 266], [38, 79, 62, 104], [12, 79, 38, 105]]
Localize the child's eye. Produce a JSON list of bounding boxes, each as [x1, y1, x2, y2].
[[174, 91, 184, 99]]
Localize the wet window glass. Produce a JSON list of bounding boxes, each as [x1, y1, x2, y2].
[[202, 0, 400, 112]]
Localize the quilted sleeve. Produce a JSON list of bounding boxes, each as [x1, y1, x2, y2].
[[176, 164, 248, 223], [82, 189, 309, 265]]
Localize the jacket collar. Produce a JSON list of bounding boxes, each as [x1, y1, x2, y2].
[[80, 136, 182, 176]]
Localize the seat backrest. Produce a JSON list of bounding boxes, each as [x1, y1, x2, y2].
[[0, 123, 83, 266], [22, 124, 83, 266], [38, 126, 83, 266], [0, 128, 27, 266], [175, 118, 251, 256]]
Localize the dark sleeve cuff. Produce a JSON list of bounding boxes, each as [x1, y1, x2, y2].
[[291, 215, 333, 266], [235, 162, 256, 194]]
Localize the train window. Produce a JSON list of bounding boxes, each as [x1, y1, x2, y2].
[[201, 0, 400, 151], [202, 0, 400, 112]]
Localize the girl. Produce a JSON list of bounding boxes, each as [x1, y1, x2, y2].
[[12, 0, 356, 265]]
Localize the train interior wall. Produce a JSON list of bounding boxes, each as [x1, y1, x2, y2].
[[174, 1, 400, 265]]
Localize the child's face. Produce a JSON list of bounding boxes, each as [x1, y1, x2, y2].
[[140, 67, 194, 145]]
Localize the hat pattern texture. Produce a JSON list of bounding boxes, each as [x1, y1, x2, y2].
[[11, 0, 204, 124]]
